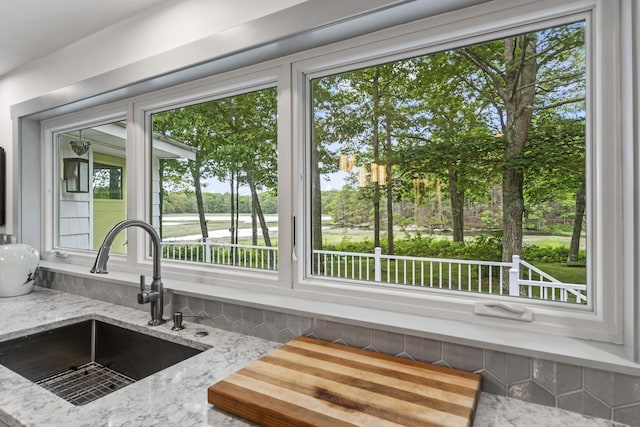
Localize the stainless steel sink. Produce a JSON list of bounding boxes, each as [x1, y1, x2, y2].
[[0, 319, 203, 405]]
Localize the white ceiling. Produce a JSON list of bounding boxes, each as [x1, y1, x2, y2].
[[0, 0, 171, 77]]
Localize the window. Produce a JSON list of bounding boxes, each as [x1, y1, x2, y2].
[[55, 120, 127, 253], [93, 163, 123, 200], [307, 21, 588, 305], [38, 0, 625, 344], [150, 87, 278, 271]]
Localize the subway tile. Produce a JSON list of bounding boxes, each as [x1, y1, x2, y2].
[[585, 368, 615, 406], [405, 336, 442, 363], [251, 323, 276, 342], [611, 372, 640, 407], [480, 370, 507, 396], [371, 330, 404, 355], [311, 319, 341, 342], [275, 328, 298, 343], [264, 311, 287, 333], [508, 381, 531, 402], [484, 350, 508, 383], [505, 353, 531, 384], [231, 319, 252, 336], [284, 314, 312, 337], [530, 381, 556, 407], [222, 303, 242, 323], [172, 294, 192, 315], [533, 359, 582, 395], [443, 342, 483, 372], [241, 306, 264, 328], [210, 314, 232, 331], [203, 299, 223, 318], [557, 390, 612, 420], [184, 296, 204, 316], [613, 403, 640, 426], [338, 324, 371, 348]]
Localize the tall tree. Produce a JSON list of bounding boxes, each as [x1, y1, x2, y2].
[[398, 52, 498, 243], [152, 104, 218, 241], [458, 22, 585, 265]]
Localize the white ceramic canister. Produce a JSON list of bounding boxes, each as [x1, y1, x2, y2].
[[0, 243, 39, 297]]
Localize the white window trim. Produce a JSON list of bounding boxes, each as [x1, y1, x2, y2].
[[134, 65, 288, 292], [290, 0, 623, 343], [41, 102, 129, 265], [31, 0, 637, 366]]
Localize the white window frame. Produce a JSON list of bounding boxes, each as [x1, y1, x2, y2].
[[133, 65, 289, 291], [41, 102, 130, 265], [34, 0, 632, 351], [40, 65, 291, 292], [291, 0, 623, 342]]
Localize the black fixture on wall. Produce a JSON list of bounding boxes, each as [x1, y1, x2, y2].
[[63, 157, 90, 193]]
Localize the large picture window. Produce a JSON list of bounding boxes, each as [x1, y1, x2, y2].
[[40, 0, 626, 343], [150, 87, 278, 271], [309, 21, 587, 304]]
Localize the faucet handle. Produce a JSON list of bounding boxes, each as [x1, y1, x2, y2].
[[137, 275, 159, 304]]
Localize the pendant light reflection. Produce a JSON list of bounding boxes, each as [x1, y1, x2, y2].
[[64, 129, 91, 193], [340, 153, 387, 188], [64, 158, 89, 193], [338, 154, 355, 172]]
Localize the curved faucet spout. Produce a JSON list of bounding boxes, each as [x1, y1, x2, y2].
[[90, 219, 165, 325]]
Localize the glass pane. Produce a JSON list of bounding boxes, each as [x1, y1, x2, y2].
[[310, 21, 587, 304], [57, 121, 127, 253], [151, 87, 278, 271], [93, 163, 123, 200]]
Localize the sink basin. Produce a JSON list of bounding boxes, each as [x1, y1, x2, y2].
[[0, 319, 203, 405]]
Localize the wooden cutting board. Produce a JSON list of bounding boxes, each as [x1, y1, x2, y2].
[[208, 336, 482, 427]]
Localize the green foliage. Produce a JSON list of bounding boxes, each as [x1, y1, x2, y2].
[[323, 233, 585, 263], [522, 245, 586, 263], [162, 191, 277, 214]]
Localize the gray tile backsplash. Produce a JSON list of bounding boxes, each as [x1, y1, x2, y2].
[[37, 270, 640, 426]]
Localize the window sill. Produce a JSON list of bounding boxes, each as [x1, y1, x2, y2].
[[40, 261, 640, 376]]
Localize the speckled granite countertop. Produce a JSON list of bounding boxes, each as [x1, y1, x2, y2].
[[0, 288, 627, 427]]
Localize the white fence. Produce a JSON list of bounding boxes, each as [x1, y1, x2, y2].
[[313, 249, 587, 304], [161, 240, 586, 303], [162, 240, 278, 271]]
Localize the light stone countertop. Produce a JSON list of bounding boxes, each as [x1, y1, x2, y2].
[[0, 288, 628, 427]]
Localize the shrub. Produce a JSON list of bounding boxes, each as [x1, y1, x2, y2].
[[323, 233, 585, 264]]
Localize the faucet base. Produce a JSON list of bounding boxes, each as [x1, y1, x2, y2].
[[148, 318, 166, 326]]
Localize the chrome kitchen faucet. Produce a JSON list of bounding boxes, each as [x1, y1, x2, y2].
[[91, 219, 166, 326]]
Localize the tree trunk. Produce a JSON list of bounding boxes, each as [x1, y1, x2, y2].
[[568, 181, 586, 262], [247, 171, 272, 247], [501, 34, 537, 267], [372, 67, 381, 248], [190, 161, 208, 240], [251, 202, 258, 246], [235, 172, 240, 246], [247, 170, 275, 268], [436, 178, 443, 226], [448, 168, 465, 243], [311, 129, 324, 274], [229, 171, 235, 247], [385, 120, 394, 254]]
